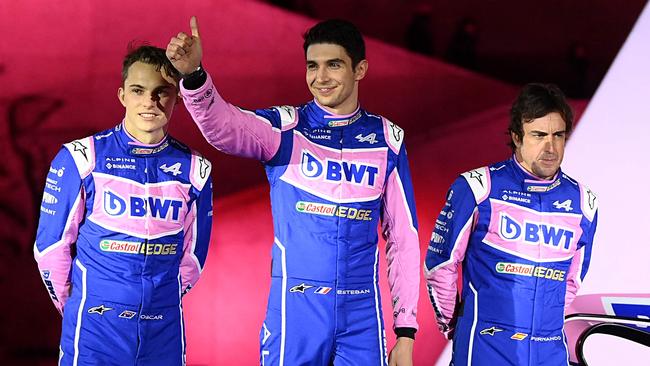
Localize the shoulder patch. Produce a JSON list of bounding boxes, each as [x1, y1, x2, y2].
[[273, 105, 298, 131], [63, 136, 95, 178], [168, 137, 190, 152], [579, 183, 598, 221], [382, 117, 404, 154], [190, 153, 212, 190], [461, 166, 491, 204]]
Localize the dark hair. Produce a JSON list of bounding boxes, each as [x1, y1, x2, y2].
[[121, 43, 180, 84], [508, 83, 574, 151], [303, 19, 366, 68]]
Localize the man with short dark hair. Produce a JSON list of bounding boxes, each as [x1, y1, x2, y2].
[[167, 17, 419, 366], [424, 83, 598, 365], [34, 45, 213, 365]]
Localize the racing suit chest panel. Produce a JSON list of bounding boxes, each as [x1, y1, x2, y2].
[[269, 106, 390, 285], [72, 128, 197, 308], [462, 160, 586, 333]]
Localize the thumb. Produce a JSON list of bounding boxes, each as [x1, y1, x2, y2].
[[190, 16, 200, 38]]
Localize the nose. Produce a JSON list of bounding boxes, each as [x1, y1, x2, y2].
[[143, 92, 159, 107], [316, 66, 329, 83], [544, 136, 556, 153]]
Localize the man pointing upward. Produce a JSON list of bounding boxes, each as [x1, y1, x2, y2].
[[168, 17, 420, 365]]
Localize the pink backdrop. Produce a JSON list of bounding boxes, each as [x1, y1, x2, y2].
[[2, 0, 641, 364]]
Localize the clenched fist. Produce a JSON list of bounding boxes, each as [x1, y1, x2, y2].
[[166, 16, 203, 75]]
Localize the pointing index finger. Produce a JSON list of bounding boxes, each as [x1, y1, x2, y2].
[[190, 16, 200, 38]]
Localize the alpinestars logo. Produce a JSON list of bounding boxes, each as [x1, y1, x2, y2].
[[469, 169, 484, 187], [389, 122, 403, 141], [199, 156, 210, 179], [88, 305, 113, 315], [480, 326, 503, 336], [289, 283, 313, 293], [71, 140, 88, 161]]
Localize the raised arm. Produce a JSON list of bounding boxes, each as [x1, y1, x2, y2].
[[167, 17, 282, 161]]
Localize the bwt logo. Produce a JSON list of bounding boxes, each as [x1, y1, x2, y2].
[[499, 213, 574, 251], [300, 150, 379, 187], [103, 190, 183, 221]]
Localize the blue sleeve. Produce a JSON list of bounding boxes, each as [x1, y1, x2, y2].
[[34, 147, 85, 313], [423, 176, 478, 337]]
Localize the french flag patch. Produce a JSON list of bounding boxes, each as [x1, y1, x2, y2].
[[315, 287, 332, 295]]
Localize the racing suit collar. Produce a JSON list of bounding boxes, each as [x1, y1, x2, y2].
[[116, 121, 171, 156], [510, 155, 562, 193], [306, 100, 363, 128]]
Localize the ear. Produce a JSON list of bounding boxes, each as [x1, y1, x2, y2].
[[511, 131, 522, 148], [118, 87, 126, 107], [354, 59, 368, 81]]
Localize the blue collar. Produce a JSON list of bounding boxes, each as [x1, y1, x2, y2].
[[509, 156, 563, 193], [304, 100, 364, 128], [115, 121, 170, 156]]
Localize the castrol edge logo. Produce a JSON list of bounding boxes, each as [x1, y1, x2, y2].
[[295, 201, 372, 221], [99, 240, 177, 255], [495, 262, 566, 281]]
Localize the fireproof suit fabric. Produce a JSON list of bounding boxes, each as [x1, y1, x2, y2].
[[34, 123, 212, 366], [424, 157, 598, 365], [180, 74, 420, 365]]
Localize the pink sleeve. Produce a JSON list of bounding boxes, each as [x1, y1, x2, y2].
[[564, 245, 586, 309], [425, 209, 476, 338], [381, 163, 420, 330], [180, 74, 281, 161], [34, 190, 85, 314]]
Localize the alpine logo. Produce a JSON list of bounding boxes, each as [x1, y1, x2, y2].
[[355, 133, 378, 144], [159, 162, 182, 176], [103, 189, 183, 221], [300, 150, 379, 187], [498, 213, 574, 251], [553, 199, 573, 211]]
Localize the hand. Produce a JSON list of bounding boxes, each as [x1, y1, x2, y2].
[[166, 16, 203, 75], [388, 337, 414, 366]]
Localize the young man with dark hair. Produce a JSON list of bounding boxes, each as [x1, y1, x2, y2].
[[34, 45, 213, 365], [424, 83, 598, 365], [167, 17, 419, 366]]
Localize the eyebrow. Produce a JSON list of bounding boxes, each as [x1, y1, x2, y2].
[[530, 130, 566, 134], [127, 83, 174, 90], [306, 58, 346, 64]]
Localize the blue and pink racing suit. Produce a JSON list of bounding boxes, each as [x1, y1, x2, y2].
[[181, 73, 420, 365], [34, 123, 213, 365], [425, 157, 598, 365]]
